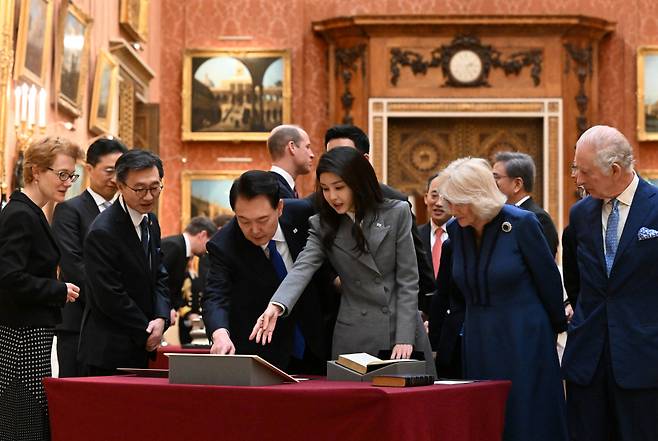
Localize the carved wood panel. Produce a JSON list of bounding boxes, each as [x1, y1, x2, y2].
[[119, 79, 135, 146], [387, 117, 544, 204]]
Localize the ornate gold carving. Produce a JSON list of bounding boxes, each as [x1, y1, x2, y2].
[[119, 79, 135, 146], [372, 102, 384, 113], [548, 102, 559, 113], [387, 103, 544, 113], [548, 116, 559, 219]]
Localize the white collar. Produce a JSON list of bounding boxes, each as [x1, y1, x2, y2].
[[514, 195, 531, 207], [119, 194, 148, 228], [270, 166, 295, 192], [182, 232, 193, 258], [430, 220, 447, 235], [605, 172, 639, 207], [87, 187, 115, 207], [260, 223, 285, 251]]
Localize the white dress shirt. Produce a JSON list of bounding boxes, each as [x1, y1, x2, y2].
[[119, 194, 148, 241], [430, 220, 449, 250], [602, 173, 639, 254], [515, 195, 531, 207], [87, 188, 116, 213]]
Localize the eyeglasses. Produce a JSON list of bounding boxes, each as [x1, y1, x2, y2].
[[125, 183, 163, 198], [492, 173, 510, 181], [48, 167, 80, 183], [100, 167, 116, 175]]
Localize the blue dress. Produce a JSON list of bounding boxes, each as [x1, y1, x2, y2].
[[447, 205, 567, 441]]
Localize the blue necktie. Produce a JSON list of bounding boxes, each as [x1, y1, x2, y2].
[[140, 217, 150, 258], [604, 198, 619, 276], [267, 240, 305, 359]]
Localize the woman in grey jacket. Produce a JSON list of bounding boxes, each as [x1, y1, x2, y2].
[[251, 147, 434, 373]]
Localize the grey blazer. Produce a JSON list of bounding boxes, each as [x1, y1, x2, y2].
[[272, 199, 435, 375]]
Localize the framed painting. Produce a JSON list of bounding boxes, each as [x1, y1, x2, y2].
[[182, 49, 291, 141], [54, 1, 92, 117], [637, 46, 658, 141], [119, 0, 149, 43], [89, 50, 119, 135], [640, 169, 658, 186], [181, 171, 241, 227], [14, 0, 54, 87]]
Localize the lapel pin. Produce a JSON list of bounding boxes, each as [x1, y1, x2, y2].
[[502, 221, 512, 233], [293, 228, 298, 233], [376, 222, 382, 228]]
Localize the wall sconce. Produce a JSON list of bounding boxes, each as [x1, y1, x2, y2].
[[12, 82, 47, 189]]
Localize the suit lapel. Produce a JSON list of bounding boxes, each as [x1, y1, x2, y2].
[[586, 197, 606, 275], [81, 190, 101, 219], [364, 212, 391, 257], [281, 220, 302, 260], [612, 180, 654, 271], [114, 201, 151, 272], [332, 214, 384, 275]]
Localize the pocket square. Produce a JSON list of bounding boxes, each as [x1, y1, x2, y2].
[[638, 227, 658, 241]]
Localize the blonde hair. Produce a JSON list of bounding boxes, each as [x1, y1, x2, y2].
[[23, 136, 84, 184], [438, 157, 506, 222]]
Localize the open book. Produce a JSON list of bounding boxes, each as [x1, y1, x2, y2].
[[336, 352, 417, 375]]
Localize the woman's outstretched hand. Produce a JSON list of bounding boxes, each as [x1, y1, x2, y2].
[[249, 303, 283, 345], [391, 344, 413, 359]]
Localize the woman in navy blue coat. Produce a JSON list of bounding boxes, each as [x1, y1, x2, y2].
[[438, 158, 567, 441]]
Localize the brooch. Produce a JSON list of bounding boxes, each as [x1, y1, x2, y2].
[[501, 221, 512, 233]]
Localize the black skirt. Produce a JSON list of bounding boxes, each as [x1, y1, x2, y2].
[[0, 326, 55, 441]]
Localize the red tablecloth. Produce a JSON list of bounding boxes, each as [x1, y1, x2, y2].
[[44, 376, 510, 441], [148, 344, 210, 369]]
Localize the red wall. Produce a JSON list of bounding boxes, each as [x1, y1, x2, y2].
[[159, 0, 658, 235]]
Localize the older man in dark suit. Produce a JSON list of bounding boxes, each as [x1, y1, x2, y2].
[[78, 150, 170, 376], [492, 151, 559, 257], [564, 125, 658, 441], [203, 171, 330, 374], [52, 138, 127, 377]]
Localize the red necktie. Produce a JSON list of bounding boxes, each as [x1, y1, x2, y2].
[[432, 228, 443, 278]]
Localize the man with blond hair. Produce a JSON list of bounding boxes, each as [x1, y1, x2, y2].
[[267, 125, 314, 198], [564, 125, 658, 440]]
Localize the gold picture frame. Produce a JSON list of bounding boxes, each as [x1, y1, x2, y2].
[[53, 1, 92, 117], [640, 169, 658, 186], [181, 170, 241, 228], [89, 50, 119, 135], [637, 46, 658, 141], [181, 49, 291, 141], [119, 0, 149, 43], [14, 0, 54, 87]]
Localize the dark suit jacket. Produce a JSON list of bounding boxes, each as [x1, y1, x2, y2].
[[563, 179, 658, 389], [161, 234, 188, 310], [428, 238, 465, 374], [519, 197, 559, 257], [381, 184, 435, 312], [270, 170, 296, 199], [51, 190, 100, 333], [0, 191, 67, 327], [78, 199, 170, 369], [203, 199, 330, 369], [561, 224, 579, 306]]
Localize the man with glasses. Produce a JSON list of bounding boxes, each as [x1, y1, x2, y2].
[[52, 138, 127, 377], [492, 151, 559, 257], [267, 125, 314, 198], [78, 149, 170, 376]]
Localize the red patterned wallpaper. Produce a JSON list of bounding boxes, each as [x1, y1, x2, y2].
[[159, 0, 658, 235]]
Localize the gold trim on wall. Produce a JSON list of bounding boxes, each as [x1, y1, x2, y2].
[[181, 49, 291, 142], [0, 0, 16, 199], [637, 46, 658, 141], [89, 50, 119, 135], [54, 1, 92, 117], [386, 102, 545, 113], [119, 0, 150, 43], [180, 170, 242, 228], [14, 0, 53, 87]]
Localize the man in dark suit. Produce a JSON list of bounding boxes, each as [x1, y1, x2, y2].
[[324, 124, 435, 313], [493, 151, 559, 257], [203, 171, 328, 374], [161, 216, 216, 343], [418, 173, 452, 278], [564, 125, 658, 440], [78, 150, 170, 376], [52, 138, 127, 377], [267, 125, 315, 198]]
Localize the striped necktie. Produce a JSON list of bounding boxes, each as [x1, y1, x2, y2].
[[604, 198, 619, 276]]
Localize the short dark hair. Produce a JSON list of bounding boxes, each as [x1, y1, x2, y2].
[[324, 125, 370, 155], [86, 138, 128, 166], [267, 126, 302, 160], [212, 214, 233, 228], [426, 172, 440, 191], [229, 170, 280, 210], [184, 216, 217, 236], [494, 151, 536, 193], [115, 149, 164, 184], [316, 147, 383, 253]]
